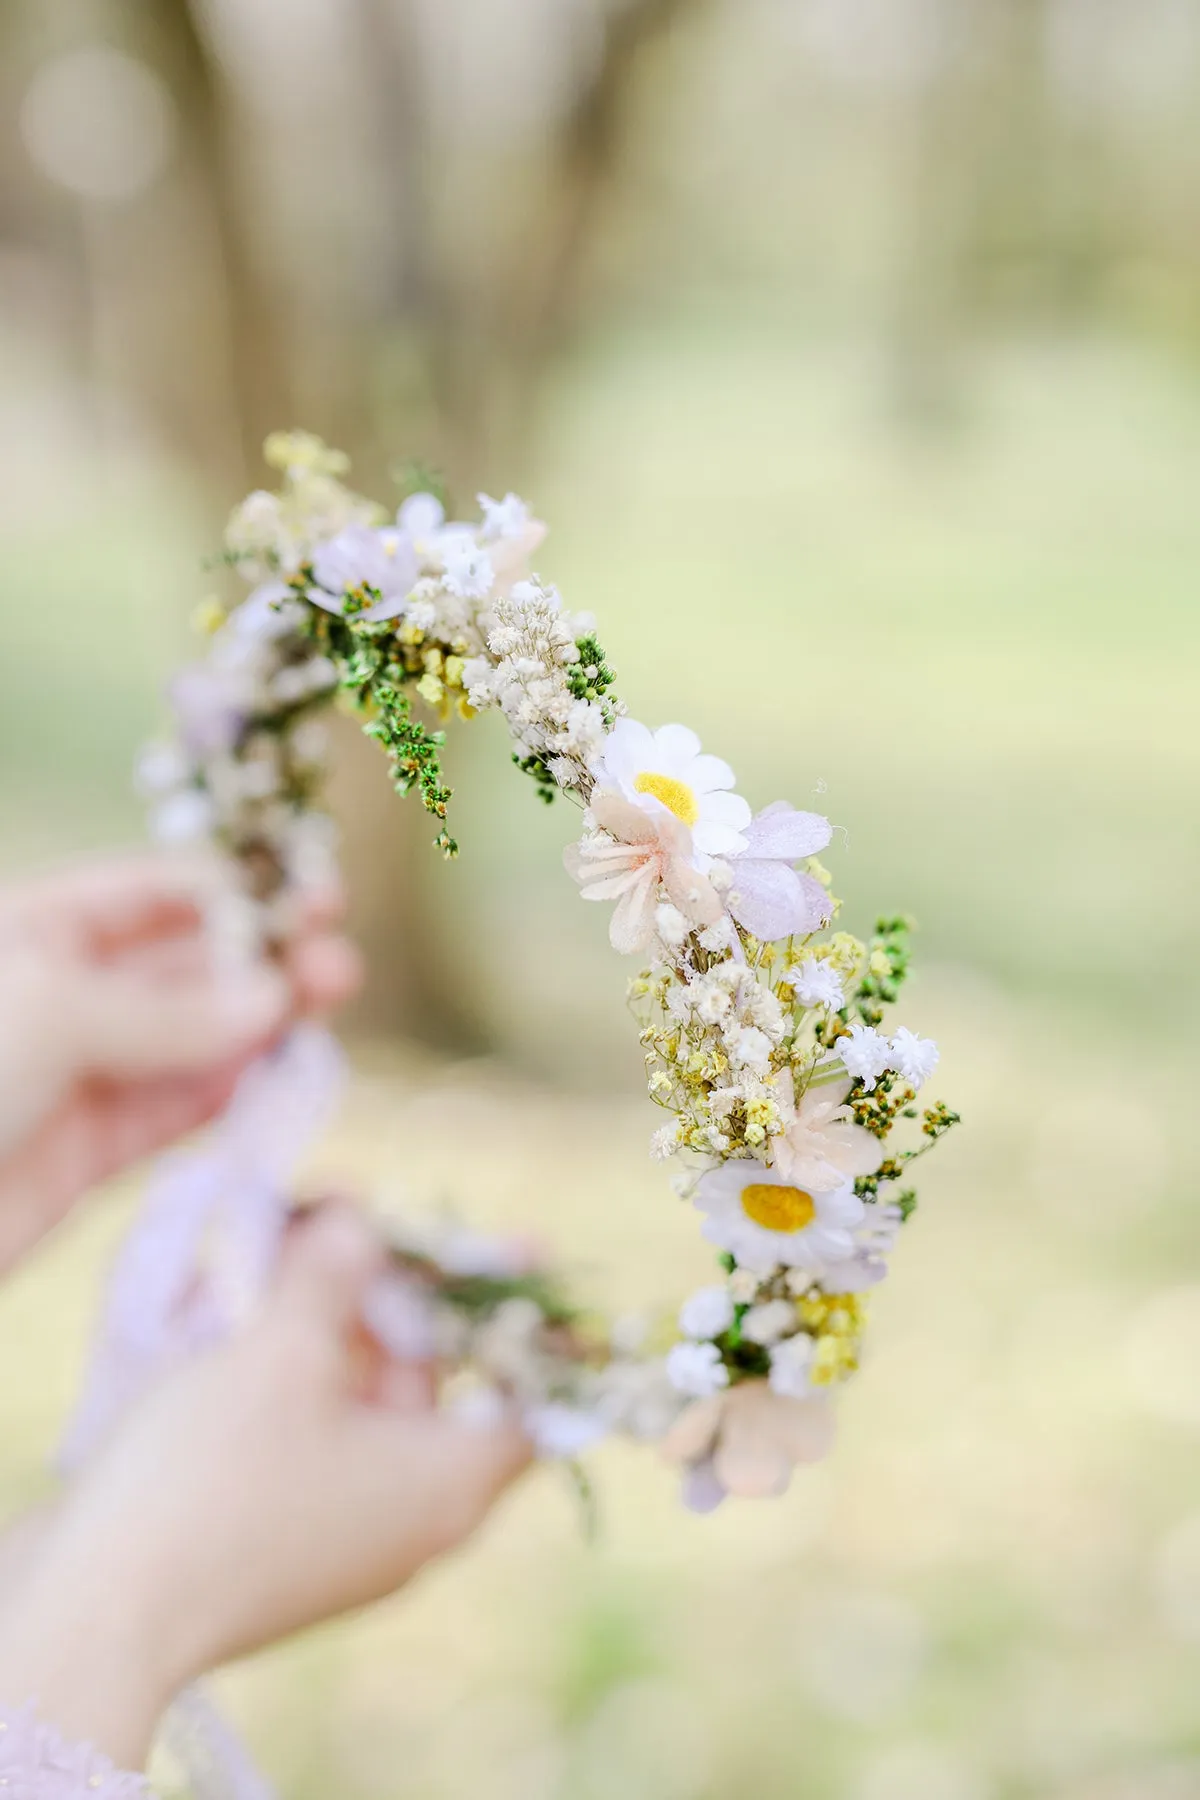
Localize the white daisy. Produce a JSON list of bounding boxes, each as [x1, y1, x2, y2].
[[590, 719, 751, 865], [693, 1161, 865, 1276], [666, 1340, 730, 1398], [889, 1026, 939, 1089]]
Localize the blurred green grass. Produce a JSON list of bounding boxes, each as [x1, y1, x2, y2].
[[1, 322, 1199, 1800]]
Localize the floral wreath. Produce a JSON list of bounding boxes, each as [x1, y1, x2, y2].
[[133, 432, 959, 1510]]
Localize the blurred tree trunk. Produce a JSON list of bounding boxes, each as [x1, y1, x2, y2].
[[85, 0, 713, 1051], [308, 0, 713, 1051]]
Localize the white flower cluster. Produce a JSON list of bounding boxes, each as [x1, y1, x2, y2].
[[463, 581, 614, 794], [837, 1022, 939, 1091]]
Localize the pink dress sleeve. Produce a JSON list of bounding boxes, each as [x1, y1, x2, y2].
[[0, 1703, 151, 1800]]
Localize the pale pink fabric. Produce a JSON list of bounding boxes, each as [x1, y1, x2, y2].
[[0, 1701, 150, 1799], [52, 1028, 344, 1800]]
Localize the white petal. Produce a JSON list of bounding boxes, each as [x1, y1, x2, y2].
[[688, 753, 737, 794], [703, 790, 753, 828], [596, 717, 655, 786], [693, 818, 751, 857], [652, 723, 702, 763]]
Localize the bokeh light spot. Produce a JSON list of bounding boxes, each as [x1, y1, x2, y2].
[[20, 47, 175, 203]]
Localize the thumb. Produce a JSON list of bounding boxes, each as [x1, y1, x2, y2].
[[395, 1407, 534, 1554], [64, 962, 290, 1080], [273, 1207, 386, 1337]]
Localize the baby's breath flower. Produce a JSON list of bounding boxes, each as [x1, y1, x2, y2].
[[666, 1340, 729, 1397], [678, 1286, 735, 1340], [837, 1023, 893, 1091], [889, 1026, 939, 1088], [789, 955, 845, 1012]]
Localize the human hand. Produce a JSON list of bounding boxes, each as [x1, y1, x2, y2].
[[0, 1208, 531, 1769], [0, 853, 361, 1271]]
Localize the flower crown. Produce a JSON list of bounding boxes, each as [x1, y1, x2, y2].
[[137, 432, 959, 1508]]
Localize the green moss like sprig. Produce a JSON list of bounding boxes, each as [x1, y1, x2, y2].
[[853, 915, 914, 1025], [296, 598, 459, 854]]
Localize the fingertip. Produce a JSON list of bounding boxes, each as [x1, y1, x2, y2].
[[276, 1203, 387, 1327], [218, 964, 291, 1040], [287, 933, 363, 1015]]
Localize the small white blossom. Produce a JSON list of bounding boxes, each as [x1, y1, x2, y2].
[[655, 902, 689, 947], [727, 1025, 774, 1071], [789, 956, 844, 1012], [134, 742, 190, 797], [691, 972, 734, 1025], [478, 491, 531, 539], [698, 917, 736, 954], [678, 1285, 735, 1340], [837, 1023, 893, 1091], [406, 598, 438, 634], [650, 1125, 678, 1161], [729, 1268, 761, 1304], [150, 789, 214, 845], [889, 1026, 939, 1089], [398, 491, 444, 540], [741, 1299, 796, 1346], [524, 1403, 608, 1459], [441, 539, 494, 600], [666, 1340, 729, 1398], [769, 1333, 816, 1398]]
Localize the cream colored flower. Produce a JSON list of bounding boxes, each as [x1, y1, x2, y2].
[[771, 1068, 883, 1193], [661, 1379, 836, 1499], [564, 790, 722, 954]]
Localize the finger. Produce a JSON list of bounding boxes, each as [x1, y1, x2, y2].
[[278, 881, 347, 935], [273, 1206, 387, 1337], [414, 1409, 535, 1540], [375, 1359, 437, 1414], [285, 932, 363, 1016], [63, 963, 290, 1080], [0, 1061, 245, 1268], [0, 851, 227, 954]]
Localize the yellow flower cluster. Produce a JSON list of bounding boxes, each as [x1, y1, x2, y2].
[[795, 1290, 869, 1386]]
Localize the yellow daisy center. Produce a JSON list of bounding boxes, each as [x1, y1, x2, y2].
[[740, 1182, 817, 1234], [633, 771, 699, 826]]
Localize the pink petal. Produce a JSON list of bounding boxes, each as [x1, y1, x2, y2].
[[768, 1393, 838, 1464], [580, 865, 647, 901], [660, 1394, 725, 1464], [609, 866, 658, 952], [662, 860, 722, 926], [713, 1383, 796, 1498], [823, 1122, 885, 1178], [740, 804, 832, 861], [591, 790, 660, 846]]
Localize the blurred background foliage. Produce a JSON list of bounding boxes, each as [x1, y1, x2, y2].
[[1, 1, 1199, 1797]]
